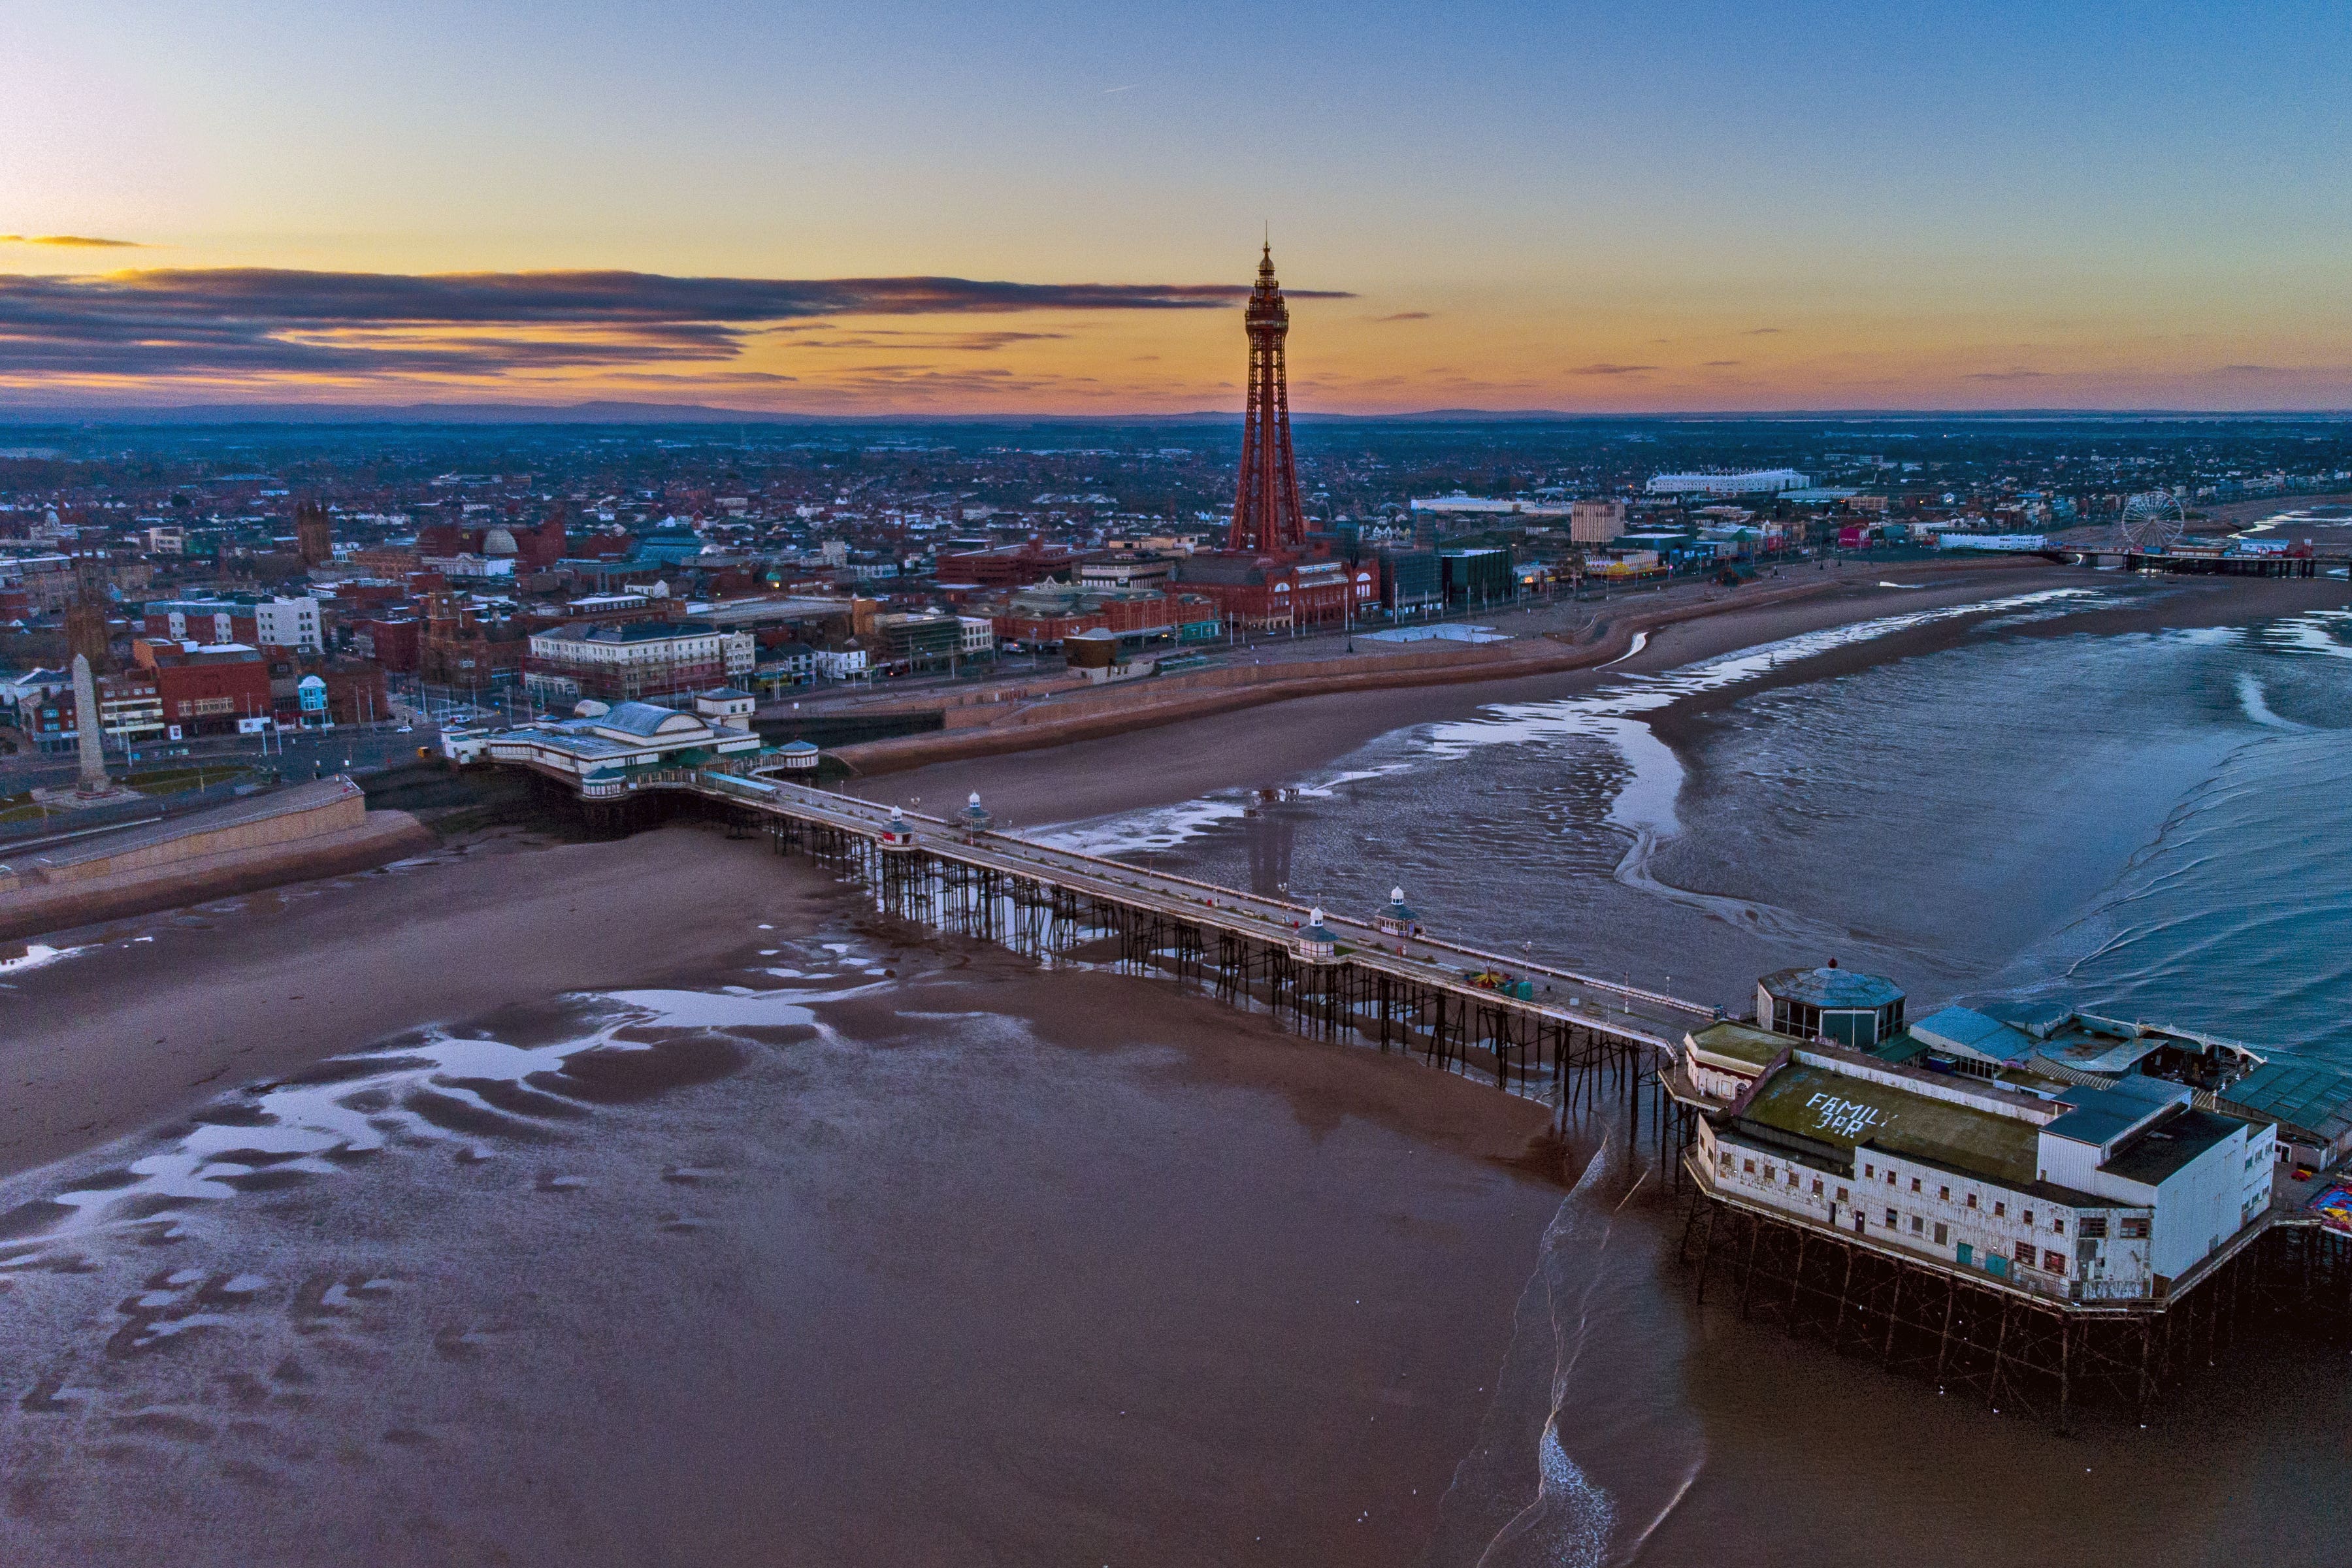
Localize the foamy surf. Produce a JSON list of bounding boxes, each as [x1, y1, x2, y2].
[[1425, 1130, 1706, 1568], [1053, 588, 2105, 871]]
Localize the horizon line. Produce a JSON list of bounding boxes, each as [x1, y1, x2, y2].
[[3, 399, 2351, 427]]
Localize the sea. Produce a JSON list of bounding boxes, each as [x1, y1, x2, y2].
[[1039, 580, 2352, 1567], [2, 580, 2347, 1566]]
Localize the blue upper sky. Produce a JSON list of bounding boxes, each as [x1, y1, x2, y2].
[[3, 1, 2346, 412]]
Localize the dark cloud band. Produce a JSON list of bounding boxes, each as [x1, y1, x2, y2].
[[0, 235, 146, 248], [0, 266, 1351, 380]]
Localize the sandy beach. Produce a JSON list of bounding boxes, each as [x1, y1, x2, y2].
[[1, 561, 2344, 1567], [0, 827, 823, 1181], [0, 826, 1569, 1568], [7, 562, 2336, 1186]]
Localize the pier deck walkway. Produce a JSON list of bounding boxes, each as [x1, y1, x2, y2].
[[577, 761, 1718, 1064]]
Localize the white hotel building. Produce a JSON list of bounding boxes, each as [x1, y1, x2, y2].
[[525, 620, 757, 704]]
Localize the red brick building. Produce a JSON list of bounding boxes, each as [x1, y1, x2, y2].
[[142, 602, 259, 645], [416, 504, 568, 570], [351, 617, 422, 672], [149, 647, 274, 734], [419, 594, 528, 685], [349, 545, 423, 577], [1172, 553, 1371, 632], [938, 540, 1084, 589], [988, 587, 1220, 647]]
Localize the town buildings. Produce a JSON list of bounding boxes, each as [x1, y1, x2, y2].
[[523, 620, 755, 705], [1173, 553, 1369, 632], [1644, 469, 1814, 497], [937, 540, 1083, 589], [3, 407, 2347, 766], [142, 595, 322, 653], [134, 642, 276, 735], [988, 585, 1220, 649], [1569, 499, 1627, 543]]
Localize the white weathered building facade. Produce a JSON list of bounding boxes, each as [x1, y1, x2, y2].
[[1692, 1041, 2272, 1303]]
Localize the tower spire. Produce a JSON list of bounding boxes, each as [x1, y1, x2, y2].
[[1228, 243, 1307, 557]]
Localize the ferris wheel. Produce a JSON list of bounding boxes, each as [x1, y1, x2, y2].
[[2118, 489, 2187, 553]]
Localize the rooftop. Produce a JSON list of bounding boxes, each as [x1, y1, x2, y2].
[[2218, 1059, 2352, 1140], [1908, 1005, 2038, 1064], [1739, 1060, 2040, 1187], [2045, 1074, 2189, 1151], [1688, 1019, 1797, 1071], [591, 700, 704, 738], [1759, 964, 1906, 1011], [2100, 1109, 2242, 1187], [541, 620, 715, 645]]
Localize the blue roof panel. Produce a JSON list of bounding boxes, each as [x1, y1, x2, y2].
[[1910, 1005, 2037, 1062]]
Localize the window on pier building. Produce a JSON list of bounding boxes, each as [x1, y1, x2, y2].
[[2023, 1209, 2034, 1227], [1742, 1158, 1756, 1175], [1864, 1162, 1874, 1178], [2053, 1217, 2065, 1236], [2079, 1217, 2107, 1240], [2014, 1241, 2036, 1265], [2120, 1217, 2149, 1240], [1885, 1208, 1898, 1227], [1763, 1165, 1776, 1182], [1993, 1201, 2005, 1218], [1910, 1215, 1923, 1235], [2044, 1250, 2067, 1276], [1910, 1177, 1921, 1193], [1939, 1186, 1950, 1201], [1966, 1193, 1978, 1209], [1934, 1222, 1948, 1245], [1836, 1186, 1849, 1203], [1811, 1178, 1823, 1196]]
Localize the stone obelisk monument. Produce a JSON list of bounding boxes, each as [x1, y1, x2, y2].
[[72, 653, 109, 795]]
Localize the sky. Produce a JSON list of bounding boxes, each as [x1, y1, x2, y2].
[[3, 1, 2349, 416]]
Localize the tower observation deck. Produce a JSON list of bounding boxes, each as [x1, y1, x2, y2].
[[1228, 244, 1308, 557]]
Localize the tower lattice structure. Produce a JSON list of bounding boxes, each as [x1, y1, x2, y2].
[[1227, 244, 1308, 557]]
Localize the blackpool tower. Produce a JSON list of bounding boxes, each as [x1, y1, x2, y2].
[[1227, 243, 1309, 557]]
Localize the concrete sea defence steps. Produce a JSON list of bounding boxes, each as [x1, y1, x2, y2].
[[0, 779, 435, 943]]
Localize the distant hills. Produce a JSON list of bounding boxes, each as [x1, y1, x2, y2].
[[0, 397, 2342, 427]]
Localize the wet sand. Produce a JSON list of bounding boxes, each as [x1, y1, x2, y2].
[[5, 562, 2345, 1565], [9, 566, 2332, 1193], [0, 857, 1569, 1568], [0, 826, 824, 1181]]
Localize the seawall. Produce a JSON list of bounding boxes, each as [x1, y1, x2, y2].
[[0, 779, 436, 941], [829, 576, 1847, 775]]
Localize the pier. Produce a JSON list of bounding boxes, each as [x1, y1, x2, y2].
[[566, 759, 1712, 1146], [498, 752, 2352, 1429]]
